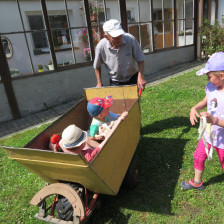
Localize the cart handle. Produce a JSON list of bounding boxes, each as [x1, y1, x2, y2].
[[138, 88, 143, 98]]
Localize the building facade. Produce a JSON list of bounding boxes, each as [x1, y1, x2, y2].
[[0, 0, 222, 123]]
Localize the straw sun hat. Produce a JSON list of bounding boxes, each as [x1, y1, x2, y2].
[[62, 125, 87, 149]]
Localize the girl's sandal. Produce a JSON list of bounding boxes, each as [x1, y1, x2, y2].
[[180, 179, 205, 190]]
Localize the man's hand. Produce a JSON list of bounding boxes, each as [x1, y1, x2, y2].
[[137, 75, 146, 90], [137, 61, 146, 90], [96, 83, 103, 87]]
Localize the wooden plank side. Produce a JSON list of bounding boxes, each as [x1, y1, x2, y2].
[[3, 147, 87, 166], [3, 147, 115, 195], [25, 99, 91, 149], [84, 85, 138, 101], [90, 101, 141, 195]]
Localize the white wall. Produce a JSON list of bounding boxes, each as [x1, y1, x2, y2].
[[144, 46, 195, 74]]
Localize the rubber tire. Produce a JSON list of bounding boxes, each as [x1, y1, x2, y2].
[[123, 155, 140, 189], [56, 182, 83, 221]]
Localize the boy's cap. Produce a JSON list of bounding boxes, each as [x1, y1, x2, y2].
[[62, 124, 87, 148], [103, 19, 125, 37], [87, 96, 113, 117], [196, 51, 224, 76]]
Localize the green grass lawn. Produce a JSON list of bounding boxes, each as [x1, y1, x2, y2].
[[1, 69, 224, 224]]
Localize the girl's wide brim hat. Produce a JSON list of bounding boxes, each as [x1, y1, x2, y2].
[[62, 124, 87, 148], [196, 51, 224, 76]]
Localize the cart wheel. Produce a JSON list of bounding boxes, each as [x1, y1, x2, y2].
[[123, 155, 140, 189], [56, 183, 83, 221]]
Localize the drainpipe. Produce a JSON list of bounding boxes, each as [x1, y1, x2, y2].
[[0, 39, 21, 119]]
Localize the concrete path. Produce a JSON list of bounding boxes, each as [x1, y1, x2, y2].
[[0, 60, 204, 140]]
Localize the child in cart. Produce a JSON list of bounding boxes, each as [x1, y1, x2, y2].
[[49, 124, 102, 162], [180, 52, 224, 190], [87, 96, 128, 140]]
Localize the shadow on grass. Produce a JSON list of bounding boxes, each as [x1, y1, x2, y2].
[[141, 116, 197, 138], [204, 173, 224, 187], [89, 117, 195, 223]]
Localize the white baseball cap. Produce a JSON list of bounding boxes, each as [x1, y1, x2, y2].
[[103, 19, 125, 37]]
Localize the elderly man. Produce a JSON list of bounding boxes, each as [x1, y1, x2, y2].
[[93, 19, 146, 90]]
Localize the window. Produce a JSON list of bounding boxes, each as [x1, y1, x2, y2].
[[28, 14, 70, 54], [176, 0, 194, 46], [49, 15, 71, 47], [153, 0, 174, 49], [0, 0, 196, 78], [127, 0, 153, 53], [127, 10, 132, 22], [28, 15, 48, 49]]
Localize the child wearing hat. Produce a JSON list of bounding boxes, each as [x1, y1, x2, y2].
[[49, 124, 102, 162], [180, 51, 224, 190], [87, 96, 128, 138]]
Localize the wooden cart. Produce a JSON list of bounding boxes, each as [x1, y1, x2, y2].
[[2, 85, 141, 224]]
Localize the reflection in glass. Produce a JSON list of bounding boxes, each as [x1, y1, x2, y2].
[[154, 21, 163, 49], [164, 21, 173, 48], [1, 37, 13, 59], [139, 0, 151, 22], [140, 23, 152, 53], [128, 24, 140, 43], [28, 15, 48, 50], [73, 28, 91, 63], [104, 0, 120, 21], [126, 0, 139, 23], [92, 26, 103, 47], [177, 18, 193, 47], [153, 0, 162, 20], [154, 20, 163, 33], [176, 20, 185, 47], [49, 15, 71, 50], [0, 0, 23, 33], [88, 1, 104, 23], [6, 34, 35, 76], [176, 0, 184, 19], [185, 1, 193, 19], [185, 19, 193, 45], [164, 0, 173, 20]]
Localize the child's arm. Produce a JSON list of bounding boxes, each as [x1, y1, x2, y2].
[[86, 136, 100, 148], [190, 96, 207, 125], [119, 111, 128, 120], [110, 111, 128, 121], [200, 111, 224, 128], [83, 147, 101, 162]]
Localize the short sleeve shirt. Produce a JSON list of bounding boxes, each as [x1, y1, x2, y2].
[[93, 33, 145, 82], [204, 82, 224, 149], [90, 111, 119, 137]]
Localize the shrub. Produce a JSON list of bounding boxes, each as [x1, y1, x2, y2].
[[199, 19, 224, 57]]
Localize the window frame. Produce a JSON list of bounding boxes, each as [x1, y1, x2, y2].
[[0, 0, 196, 78]]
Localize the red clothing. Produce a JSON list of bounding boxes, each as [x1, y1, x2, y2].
[[49, 135, 100, 162], [82, 147, 100, 162]]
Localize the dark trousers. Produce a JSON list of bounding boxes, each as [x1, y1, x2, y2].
[[110, 72, 138, 86]]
